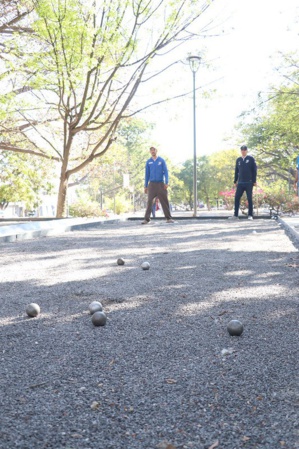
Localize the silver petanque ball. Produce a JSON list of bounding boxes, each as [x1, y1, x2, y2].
[[141, 261, 150, 270], [92, 311, 107, 327], [88, 301, 103, 315], [117, 258, 125, 265], [26, 303, 40, 318], [227, 320, 244, 336]]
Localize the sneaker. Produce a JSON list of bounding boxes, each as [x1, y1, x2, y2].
[[228, 216, 239, 220], [141, 220, 150, 224], [248, 215, 253, 220], [166, 219, 174, 223]]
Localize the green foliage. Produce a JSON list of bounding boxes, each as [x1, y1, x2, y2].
[[177, 150, 239, 209], [262, 182, 299, 215], [209, 149, 239, 190], [238, 52, 299, 185], [69, 191, 107, 217], [197, 155, 220, 209], [219, 187, 265, 214], [177, 159, 193, 207], [0, 152, 55, 209], [1, 0, 214, 217], [106, 194, 132, 215]]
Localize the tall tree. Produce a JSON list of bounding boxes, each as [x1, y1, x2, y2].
[[238, 52, 299, 186], [0, 0, 215, 217]]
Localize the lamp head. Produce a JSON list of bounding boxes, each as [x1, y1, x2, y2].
[[187, 55, 201, 73]]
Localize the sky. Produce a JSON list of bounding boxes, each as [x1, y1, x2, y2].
[[146, 0, 299, 165]]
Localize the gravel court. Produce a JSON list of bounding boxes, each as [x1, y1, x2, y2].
[[0, 219, 298, 449]]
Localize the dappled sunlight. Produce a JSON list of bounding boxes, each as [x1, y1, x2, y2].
[[175, 300, 212, 316], [213, 285, 287, 300], [0, 312, 53, 327], [176, 284, 288, 317], [176, 266, 197, 270], [224, 270, 254, 276], [104, 297, 146, 313]]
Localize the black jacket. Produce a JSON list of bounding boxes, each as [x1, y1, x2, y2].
[[234, 155, 257, 184]]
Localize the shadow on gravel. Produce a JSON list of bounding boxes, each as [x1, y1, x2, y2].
[[0, 220, 298, 449]]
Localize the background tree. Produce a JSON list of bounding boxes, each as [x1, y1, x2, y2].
[[197, 155, 220, 209], [177, 159, 194, 208], [0, 151, 55, 213], [238, 52, 299, 188], [209, 149, 238, 190], [0, 0, 215, 217]]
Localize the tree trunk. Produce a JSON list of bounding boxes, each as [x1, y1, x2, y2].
[[56, 167, 69, 218]]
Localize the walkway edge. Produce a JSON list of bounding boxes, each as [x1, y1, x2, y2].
[[278, 216, 299, 247], [0, 217, 122, 243]]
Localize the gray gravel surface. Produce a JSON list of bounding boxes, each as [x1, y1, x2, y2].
[[0, 219, 298, 449]]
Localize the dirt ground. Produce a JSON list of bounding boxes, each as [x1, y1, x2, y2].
[[0, 219, 298, 449]]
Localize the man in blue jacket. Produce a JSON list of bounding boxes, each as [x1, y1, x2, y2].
[[229, 145, 257, 220], [141, 147, 174, 224]]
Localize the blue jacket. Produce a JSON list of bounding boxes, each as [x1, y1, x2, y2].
[[144, 156, 169, 187], [234, 155, 257, 184]]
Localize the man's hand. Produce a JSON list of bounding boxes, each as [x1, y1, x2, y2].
[[253, 182, 257, 187], [164, 184, 168, 190], [144, 187, 148, 194]]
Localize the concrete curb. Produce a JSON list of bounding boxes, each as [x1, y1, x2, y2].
[[0, 217, 122, 243], [277, 216, 299, 247], [127, 215, 271, 221]]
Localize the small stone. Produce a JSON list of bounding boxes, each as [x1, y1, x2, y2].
[[221, 348, 234, 356], [117, 258, 125, 265], [26, 303, 40, 318], [90, 401, 100, 410]]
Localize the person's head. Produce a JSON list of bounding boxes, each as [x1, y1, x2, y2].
[[240, 145, 248, 155], [150, 146, 158, 158]]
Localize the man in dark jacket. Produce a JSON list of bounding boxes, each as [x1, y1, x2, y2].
[[229, 145, 257, 220]]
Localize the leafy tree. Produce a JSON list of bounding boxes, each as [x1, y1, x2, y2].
[[0, 0, 215, 217], [238, 52, 299, 186], [0, 151, 55, 211], [197, 155, 221, 209], [177, 150, 239, 209], [177, 159, 193, 208], [209, 149, 239, 190]]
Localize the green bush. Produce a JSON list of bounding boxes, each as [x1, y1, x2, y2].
[[106, 195, 132, 215], [263, 190, 299, 216], [69, 197, 107, 218], [219, 187, 265, 214]]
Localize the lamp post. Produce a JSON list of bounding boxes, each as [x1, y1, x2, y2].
[[187, 55, 201, 217]]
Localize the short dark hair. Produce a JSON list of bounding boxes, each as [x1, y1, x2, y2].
[[240, 145, 248, 150]]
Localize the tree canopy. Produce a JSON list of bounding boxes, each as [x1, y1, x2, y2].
[[0, 0, 215, 217], [238, 52, 299, 186]]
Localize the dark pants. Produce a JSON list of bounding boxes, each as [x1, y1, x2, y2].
[[144, 182, 172, 222], [234, 182, 253, 217], [151, 201, 156, 218]]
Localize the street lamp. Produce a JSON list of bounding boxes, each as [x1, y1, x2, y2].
[[187, 55, 201, 217]]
